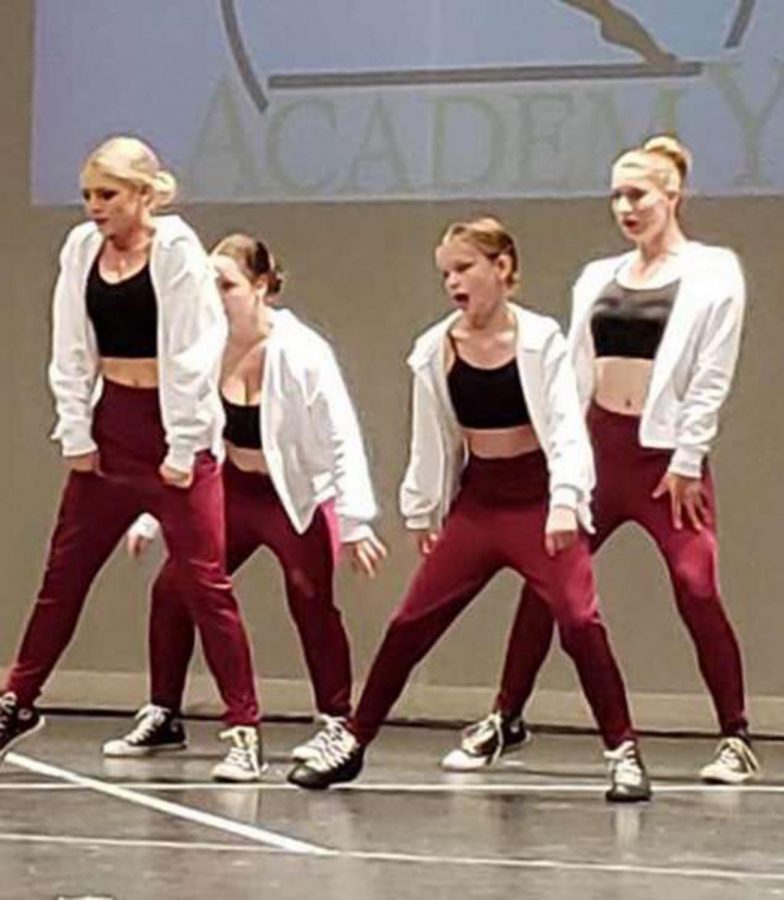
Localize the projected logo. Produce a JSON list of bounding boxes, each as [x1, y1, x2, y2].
[[221, 0, 757, 115], [198, 0, 774, 201]]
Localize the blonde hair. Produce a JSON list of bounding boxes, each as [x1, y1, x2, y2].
[[614, 134, 692, 194], [212, 233, 284, 296], [80, 136, 177, 209], [440, 216, 519, 289]]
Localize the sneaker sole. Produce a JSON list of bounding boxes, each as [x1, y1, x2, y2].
[[0, 715, 47, 761], [440, 732, 532, 772], [605, 789, 652, 803], [102, 742, 188, 759], [700, 771, 758, 785], [211, 761, 270, 783]]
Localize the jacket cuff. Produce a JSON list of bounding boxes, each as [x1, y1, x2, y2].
[[339, 519, 374, 544], [550, 485, 579, 511], [58, 431, 98, 458], [163, 443, 197, 473], [668, 446, 704, 479], [405, 514, 434, 531], [130, 513, 161, 541]]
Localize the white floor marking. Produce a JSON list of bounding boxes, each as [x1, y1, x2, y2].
[[4, 753, 333, 857], [344, 849, 784, 883], [2, 778, 784, 794], [0, 830, 783, 883], [0, 831, 275, 854]]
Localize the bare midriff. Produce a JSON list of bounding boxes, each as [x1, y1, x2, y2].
[[592, 357, 653, 416], [101, 358, 158, 388], [463, 423, 541, 459], [225, 442, 269, 473]]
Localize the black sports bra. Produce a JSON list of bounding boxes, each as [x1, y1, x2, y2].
[[591, 278, 678, 360], [446, 333, 530, 429], [222, 395, 261, 450], [85, 257, 158, 358]]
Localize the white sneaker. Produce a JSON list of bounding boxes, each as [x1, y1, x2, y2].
[[211, 726, 265, 783], [291, 716, 347, 763], [700, 736, 760, 784], [102, 705, 186, 758]]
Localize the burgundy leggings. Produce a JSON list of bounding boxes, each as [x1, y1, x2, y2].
[[149, 460, 350, 718], [5, 381, 259, 726], [350, 451, 635, 749], [494, 403, 748, 736]]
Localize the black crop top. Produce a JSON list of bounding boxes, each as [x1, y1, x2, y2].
[[446, 333, 530, 429], [86, 258, 158, 358], [222, 395, 262, 450], [591, 278, 678, 360]]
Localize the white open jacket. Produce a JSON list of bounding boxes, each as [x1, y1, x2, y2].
[[134, 308, 378, 544], [570, 241, 746, 478], [399, 304, 595, 532], [49, 215, 226, 472]]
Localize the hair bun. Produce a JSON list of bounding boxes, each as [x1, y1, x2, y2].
[[643, 135, 692, 180], [151, 170, 177, 207]]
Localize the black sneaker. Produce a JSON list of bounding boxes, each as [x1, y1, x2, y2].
[[287, 720, 364, 790], [0, 692, 45, 759], [604, 740, 652, 803], [102, 705, 186, 757], [440, 711, 529, 771]]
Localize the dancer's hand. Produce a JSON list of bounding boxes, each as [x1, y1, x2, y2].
[[127, 531, 154, 559], [345, 529, 388, 578], [652, 472, 710, 532], [126, 514, 160, 559], [544, 506, 578, 557], [159, 463, 193, 489], [411, 529, 440, 557], [66, 451, 99, 473]]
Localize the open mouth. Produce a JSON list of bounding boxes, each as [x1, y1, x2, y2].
[[452, 292, 469, 307]]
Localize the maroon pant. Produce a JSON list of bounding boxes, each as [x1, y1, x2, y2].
[[149, 460, 351, 717], [350, 451, 634, 749], [494, 403, 748, 736], [5, 381, 259, 726]]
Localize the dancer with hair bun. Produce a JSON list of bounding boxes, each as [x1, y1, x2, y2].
[[103, 232, 386, 780], [288, 216, 651, 803], [0, 137, 262, 780], [442, 136, 759, 786]]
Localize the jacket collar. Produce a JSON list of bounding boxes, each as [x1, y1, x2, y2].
[[407, 303, 553, 370], [73, 214, 196, 253]]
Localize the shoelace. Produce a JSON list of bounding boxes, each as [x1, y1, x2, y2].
[[309, 725, 357, 773], [0, 694, 17, 733], [300, 716, 345, 754], [605, 745, 643, 785], [123, 705, 167, 745], [715, 737, 759, 773], [219, 729, 258, 771], [463, 711, 505, 763]]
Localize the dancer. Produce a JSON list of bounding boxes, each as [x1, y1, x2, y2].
[[0, 138, 262, 781], [288, 216, 651, 802], [102, 233, 386, 774], [442, 136, 759, 785]]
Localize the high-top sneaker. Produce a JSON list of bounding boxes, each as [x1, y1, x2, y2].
[[440, 711, 529, 771], [211, 726, 265, 783], [287, 720, 364, 790], [699, 736, 760, 784], [102, 705, 186, 757], [604, 740, 652, 803], [291, 715, 348, 763], [0, 692, 45, 760]]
